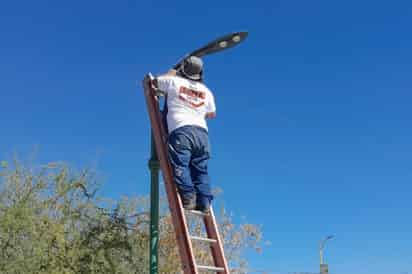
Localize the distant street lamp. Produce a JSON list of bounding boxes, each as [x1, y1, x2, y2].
[[319, 235, 334, 274]]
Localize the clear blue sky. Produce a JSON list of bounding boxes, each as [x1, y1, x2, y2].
[[1, 1, 411, 273]]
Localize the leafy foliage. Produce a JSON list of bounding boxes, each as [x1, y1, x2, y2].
[[0, 161, 264, 273]]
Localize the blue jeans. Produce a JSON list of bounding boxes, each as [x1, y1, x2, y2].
[[168, 125, 213, 209]]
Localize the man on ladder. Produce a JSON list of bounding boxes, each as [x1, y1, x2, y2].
[[153, 56, 216, 214], [145, 32, 246, 272]]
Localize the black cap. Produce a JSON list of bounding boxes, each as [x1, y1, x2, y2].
[[182, 56, 203, 81]]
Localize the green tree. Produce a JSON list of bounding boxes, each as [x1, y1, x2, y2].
[[0, 161, 264, 274]]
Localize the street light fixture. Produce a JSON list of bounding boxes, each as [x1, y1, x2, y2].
[[319, 235, 334, 274], [319, 235, 334, 264]]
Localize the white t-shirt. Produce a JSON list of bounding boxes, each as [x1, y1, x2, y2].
[[157, 75, 216, 133]]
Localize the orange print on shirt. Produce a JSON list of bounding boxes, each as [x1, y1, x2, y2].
[[179, 86, 206, 108]]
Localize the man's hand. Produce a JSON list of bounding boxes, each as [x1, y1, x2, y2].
[[205, 112, 216, 119]]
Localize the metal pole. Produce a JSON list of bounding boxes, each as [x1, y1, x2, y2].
[[149, 132, 160, 274], [319, 235, 334, 274], [319, 246, 324, 265]]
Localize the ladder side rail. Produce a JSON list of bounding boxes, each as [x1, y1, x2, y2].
[[204, 208, 230, 273], [143, 76, 198, 274]]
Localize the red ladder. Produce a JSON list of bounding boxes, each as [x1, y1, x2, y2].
[[143, 73, 229, 273]]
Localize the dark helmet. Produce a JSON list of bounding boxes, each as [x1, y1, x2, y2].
[[181, 56, 203, 81]]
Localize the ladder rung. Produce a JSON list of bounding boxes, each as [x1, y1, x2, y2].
[[197, 265, 225, 272], [190, 235, 217, 244], [186, 209, 209, 216]]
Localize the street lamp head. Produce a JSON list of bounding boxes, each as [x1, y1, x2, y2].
[[320, 235, 335, 249], [320, 235, 335, 266]]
